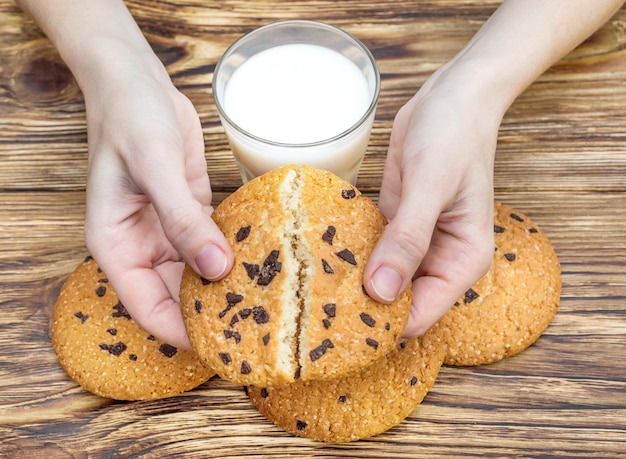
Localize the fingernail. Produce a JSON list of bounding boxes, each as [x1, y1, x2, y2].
[[369, 265, 404, 303], [195, 244, 228, 280]]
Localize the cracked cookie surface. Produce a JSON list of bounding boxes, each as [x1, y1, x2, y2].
[[179, 165, 412, 386]]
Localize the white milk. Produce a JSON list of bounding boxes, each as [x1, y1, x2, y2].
[[220, 43, 377, 184]]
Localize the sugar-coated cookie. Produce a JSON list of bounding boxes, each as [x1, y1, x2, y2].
[[247, 324, 445, 443], [179, 165, 412, 386], [52, 257, 215, 400], [438, 202, 561, 366]]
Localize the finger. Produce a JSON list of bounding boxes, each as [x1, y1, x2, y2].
[[364, 167, 441, 304], [105, 264, 192, 350], [401, 219, 494, 337], [135, 144, 234, 282]]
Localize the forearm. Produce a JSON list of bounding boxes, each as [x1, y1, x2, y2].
[[14, 0, 161, 93], [442, 0, 624, 116]]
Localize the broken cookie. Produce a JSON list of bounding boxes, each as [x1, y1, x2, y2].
[[179, 165, 412, 386]]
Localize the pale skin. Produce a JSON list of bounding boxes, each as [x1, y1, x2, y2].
[[15, 0, 624, 348]]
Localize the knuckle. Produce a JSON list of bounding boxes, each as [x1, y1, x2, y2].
[[386, 223, 431, 264]]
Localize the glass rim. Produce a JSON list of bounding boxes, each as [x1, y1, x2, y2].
[[212, 19, 381, 148]]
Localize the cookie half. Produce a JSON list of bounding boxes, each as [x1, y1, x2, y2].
[[180, 165, 412, 386], [247, 324, 445, 443], [438, 202, 561, 366], [51, 257, 215, 400]]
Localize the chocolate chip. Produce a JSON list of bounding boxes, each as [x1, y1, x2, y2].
[[200, 277, 211, 286], [147, 335, 156, 341], [229, 314, 240, 327], [296, 420, 307, 430], [510, 213, 524, 222], [338, 395, 347, 403], [365, 338, 379, 350], [257, 250, 282, 286], [310, 339, 334, 362], [262, 333, 270, 345], [106, 328, 117, 336], [99, 342, 127, 356], [360, 313, 376, 328], [219, 292, 244, 318], [252, 306, 270, 324], [399, 341, 407, 349], [260, 388, 269, 398], [227, 292, 244, 306], [73, 311, 89, 323], [241, 361, 252, 374], [97, 278, 109, 284], [224, 329, 241, 344], [95, 286, 107, 297], [159, 343, 177, 358], [335, 248, 356, 265], [504, 253, 516, 262], [321, 259, 334, 274], [111, 302, 131, 320], [464, 288, 480, 304], [322, 319, 331, 329], [239, 308, 252, 320], [454, 301, 461, 307], [528, 227, 539, 234], [129, 354, 137, 361], [219, 352, 232, 364], [322, 225, 336, 245], [194, 300, 203, 314], [243, 262, 260, 280], [236, 225, 251, 242], [323, 303, 336, 318], [341, 189, 356, 199], [494, 225, 506, 233], [410, 376, 418, 386], [385, 322, 391, 331], [84, 255, 93, 262]]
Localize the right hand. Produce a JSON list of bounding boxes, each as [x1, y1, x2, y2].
[[364, 62, 501, 337], [83, 47, 233, 349]]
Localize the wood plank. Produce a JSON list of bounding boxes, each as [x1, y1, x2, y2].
[[1, 190, 624, 457], [1, 2, 626, 192], [2, 0, 626, 456]]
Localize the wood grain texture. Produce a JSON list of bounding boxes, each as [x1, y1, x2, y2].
[[1, 0, 625, 457]]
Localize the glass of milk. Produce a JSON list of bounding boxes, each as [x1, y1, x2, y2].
[[213, 20, 380, 184]]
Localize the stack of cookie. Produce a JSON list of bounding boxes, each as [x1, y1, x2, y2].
[[51, 165, 561, 443]]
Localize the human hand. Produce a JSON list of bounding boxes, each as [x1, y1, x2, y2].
[[83, 49, 233, 349], [363, 64, 500, 337]]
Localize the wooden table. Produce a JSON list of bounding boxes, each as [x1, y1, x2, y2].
[[2, 1, 625, 457]]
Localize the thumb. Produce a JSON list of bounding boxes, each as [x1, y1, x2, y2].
[[364, 194, 438, 304], [143, 164, 234, 281]]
